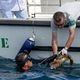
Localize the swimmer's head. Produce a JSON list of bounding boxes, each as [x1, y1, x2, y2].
[[15, 52, 33, 72]]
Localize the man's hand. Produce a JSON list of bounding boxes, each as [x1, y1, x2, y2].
[[61, 48, 68, 55]]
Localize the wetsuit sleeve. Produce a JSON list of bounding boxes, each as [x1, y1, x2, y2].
[[39, 54, 57, 64]]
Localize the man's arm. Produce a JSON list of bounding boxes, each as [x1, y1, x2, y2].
[[65, 28, 76, 49], [52, 32, 58, 54]]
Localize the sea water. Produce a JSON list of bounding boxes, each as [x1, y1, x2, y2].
[[0, 56, 80, 80]]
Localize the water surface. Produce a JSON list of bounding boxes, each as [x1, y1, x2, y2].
[[0, 56, 80, 80]]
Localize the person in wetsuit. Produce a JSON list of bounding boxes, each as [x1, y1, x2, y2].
[[15, 35, 35, 72]]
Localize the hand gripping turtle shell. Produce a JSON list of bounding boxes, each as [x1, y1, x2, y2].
[[49, 54, 73, 69]]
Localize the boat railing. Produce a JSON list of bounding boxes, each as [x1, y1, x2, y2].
[[27, 0, 78, 18]]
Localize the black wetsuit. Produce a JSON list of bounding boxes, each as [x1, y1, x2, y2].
[[39, 54, 57, 65]]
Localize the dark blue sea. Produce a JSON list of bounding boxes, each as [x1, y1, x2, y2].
[[0, 56, 80, 80]]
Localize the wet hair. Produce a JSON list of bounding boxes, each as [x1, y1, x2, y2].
[[15, 52, 31, 72], [53, 12, 65, 23]]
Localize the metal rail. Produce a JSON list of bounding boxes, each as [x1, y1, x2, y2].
[[27, 0, 77, 18]]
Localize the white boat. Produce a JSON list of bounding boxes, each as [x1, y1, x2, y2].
[[0, 19, 80, 64]]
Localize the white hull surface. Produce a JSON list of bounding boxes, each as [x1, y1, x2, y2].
[[0, 19, 80, 64]]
